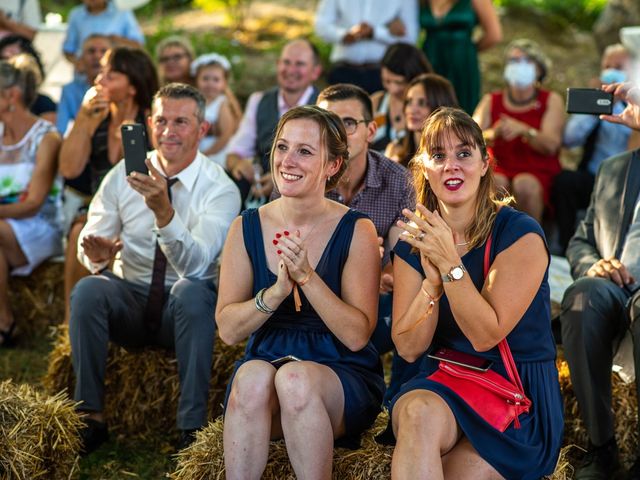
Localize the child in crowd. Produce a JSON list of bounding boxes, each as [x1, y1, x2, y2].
[[63, 0, 144, 69], [191, 53, 241, 167]]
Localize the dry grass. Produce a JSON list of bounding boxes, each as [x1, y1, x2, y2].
[[43, 325, 245, 439], [0, 380, 82, 479]]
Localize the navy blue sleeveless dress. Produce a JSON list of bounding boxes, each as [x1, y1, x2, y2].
[[390, 207, 563, 480], [225, 208, 385, 439]]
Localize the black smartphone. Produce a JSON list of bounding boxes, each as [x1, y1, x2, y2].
[[121, 123, 148, 176], [270, 355, 301, 368], [566, 88, 614, 115], [428, 347, 493, 372]]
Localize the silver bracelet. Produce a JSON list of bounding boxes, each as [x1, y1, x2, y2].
[[255, 287, 275, 314]]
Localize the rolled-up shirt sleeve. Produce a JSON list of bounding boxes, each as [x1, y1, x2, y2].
[[372, 0, 418, 45], [314, 0, 348, 44]]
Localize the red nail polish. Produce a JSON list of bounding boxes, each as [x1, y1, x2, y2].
[[275, 233, 282, 238], [284, 231, 290, 236], [277, 250, 282, 255], [272, 239, 278, 245]]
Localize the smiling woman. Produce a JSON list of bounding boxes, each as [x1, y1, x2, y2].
[[215, 105, 385, 479]]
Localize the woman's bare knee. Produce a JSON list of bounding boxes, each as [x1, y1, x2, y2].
[[228, 361, 277, 413]]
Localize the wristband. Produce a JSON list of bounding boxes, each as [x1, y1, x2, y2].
[[297, 269, 314, 287]]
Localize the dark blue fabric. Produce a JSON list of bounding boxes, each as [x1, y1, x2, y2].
[[390, 206, 563, 480], [225, 208, 385, 438]]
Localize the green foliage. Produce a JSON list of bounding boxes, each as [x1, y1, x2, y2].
[[495, 0, 607, 30], [193, 0, 253, 30]]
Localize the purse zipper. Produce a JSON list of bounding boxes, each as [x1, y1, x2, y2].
[[439, 362, 526, 402]]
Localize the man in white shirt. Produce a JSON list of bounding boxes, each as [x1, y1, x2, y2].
[[69, 83, 241, 455], [0, 0, 41, 41], [314, 0, 418, 94], [225, 38, 322, 204]]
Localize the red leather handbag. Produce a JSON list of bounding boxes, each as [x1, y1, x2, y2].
[[427, 233, 532, 432]]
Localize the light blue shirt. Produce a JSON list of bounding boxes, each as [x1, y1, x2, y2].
[[56, 77, 90, 135], [63, 1, 144, 57], [563, 101, 632, 175]]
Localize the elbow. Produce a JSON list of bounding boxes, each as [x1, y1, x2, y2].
[[217, 326, 240, 346], [396, 345, 422, 364], [345, 335, 369, 353], [59, 162, 83, 180], [470, 334, 502, 353]]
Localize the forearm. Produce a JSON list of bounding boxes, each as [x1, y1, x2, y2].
[[2, 19, 36, 40], [59, 122, 94, 178], [526, 130, 561, 156], [0, 199, 42, 219], [392, 281, 439, 362], [217, 285, 287, 345], [301, 272, 373, 351], [445, 281, 502, 351]]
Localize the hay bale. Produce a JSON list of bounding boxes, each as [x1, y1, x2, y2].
[[42, 325, 245, 439], [7, 261, 64, 339], [0, 380, 81, 479], [172, 412, 577, 479], [558, 359, 638, 467]]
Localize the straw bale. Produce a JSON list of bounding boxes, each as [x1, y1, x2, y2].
[[43, 325, 245, 439], [0, 380, 81, 479], [172, 412, 579, 479], [7, 261, 64, 339], [558, 359, 638, 467]]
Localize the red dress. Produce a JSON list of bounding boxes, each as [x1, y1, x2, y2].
[[489, 89, 561, 207]]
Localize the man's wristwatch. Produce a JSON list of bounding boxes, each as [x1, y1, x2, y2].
[[442, 264, 466, 283]]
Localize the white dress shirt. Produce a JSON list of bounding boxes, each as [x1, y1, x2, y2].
[[226, 85, 317, 159], [314, 0, 419, 64], [78, 151, 241, 285]]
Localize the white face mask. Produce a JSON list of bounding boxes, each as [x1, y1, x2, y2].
[[503, 61, 537, 88]]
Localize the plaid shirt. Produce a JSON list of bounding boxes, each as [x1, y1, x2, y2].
[[327, 150, 416, 265]]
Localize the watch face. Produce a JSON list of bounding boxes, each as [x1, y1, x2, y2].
[[451, 266, 464, 280]]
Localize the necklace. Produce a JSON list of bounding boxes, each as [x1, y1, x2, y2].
[[507, 88, 538, 107], [279, 200, 328, 312], [456, 241, 470, 246]]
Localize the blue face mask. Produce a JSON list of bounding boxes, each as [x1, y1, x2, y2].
[[600, 68, 626, 85], [504, 62, 537, 88]]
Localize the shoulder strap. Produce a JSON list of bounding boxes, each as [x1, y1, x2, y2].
[[484, 232, 526, 392]]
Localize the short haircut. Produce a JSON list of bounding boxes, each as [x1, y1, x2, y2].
[[0, 34, 45, 79], [317, 83, 373, 121], [155, 35, 195, 61], [153, 82, 206, 122], [381, 42, 433, 81], [0, 54, 39, 107], [282, 38, 321, 66], [82, 33, 112, 49], [105, 46, 159, 111]]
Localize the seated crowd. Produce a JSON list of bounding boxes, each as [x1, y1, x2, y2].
[[3, 2, 640, 479]]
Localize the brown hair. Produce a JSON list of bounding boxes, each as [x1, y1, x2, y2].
[[410, 107, 512, 249], [270, 105, 349, 193], [105, 47, 159, 111]]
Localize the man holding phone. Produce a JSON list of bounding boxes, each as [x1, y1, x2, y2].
[[69, 83, 241, 455], [560, 80, 640, 479]]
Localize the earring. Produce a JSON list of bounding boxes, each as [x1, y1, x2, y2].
[[327, 175, 331, 182]]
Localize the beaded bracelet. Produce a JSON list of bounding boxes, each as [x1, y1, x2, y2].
[[255, 287, 275, 314]]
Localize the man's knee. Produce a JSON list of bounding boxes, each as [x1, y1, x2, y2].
[[70, 275, 114, 321], [169, 278, 216, 324]]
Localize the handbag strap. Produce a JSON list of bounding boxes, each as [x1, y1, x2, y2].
[[483, 232, 526, 393]]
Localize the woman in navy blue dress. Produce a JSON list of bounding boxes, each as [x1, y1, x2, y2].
[[216, 105, 384, 479], [390, 107, 563, 479]]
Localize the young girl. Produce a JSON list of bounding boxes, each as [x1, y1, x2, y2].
[[191, 53, 242, 167]]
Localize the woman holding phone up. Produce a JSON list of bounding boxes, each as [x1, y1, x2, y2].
[[59, 46, 158, 324], [389, 107, 562, 479], [216, 105, 384, 479]]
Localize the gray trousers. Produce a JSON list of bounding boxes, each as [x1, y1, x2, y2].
[[560, 276, 639, 446], [69, 271, 217, 430]]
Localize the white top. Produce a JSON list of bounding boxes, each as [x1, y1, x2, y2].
[[78, 151, 241, 285], [1, 0, 42, 32], [314, 0, 419, 64], [199, 94, 226, 156]]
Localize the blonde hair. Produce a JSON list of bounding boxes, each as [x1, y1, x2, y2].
[[1, 54, 40, 107], [410, 107, 513, 249]]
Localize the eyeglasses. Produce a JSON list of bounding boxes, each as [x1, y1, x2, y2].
[[159, 53, 188, 64], [342, 117, 368, 135]]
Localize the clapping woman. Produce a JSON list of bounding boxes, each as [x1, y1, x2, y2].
[[389, 107, 562, 479], [216, 105, 384, 479]]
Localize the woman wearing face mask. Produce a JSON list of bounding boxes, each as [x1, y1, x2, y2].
[[473, 39, 564, 224]]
